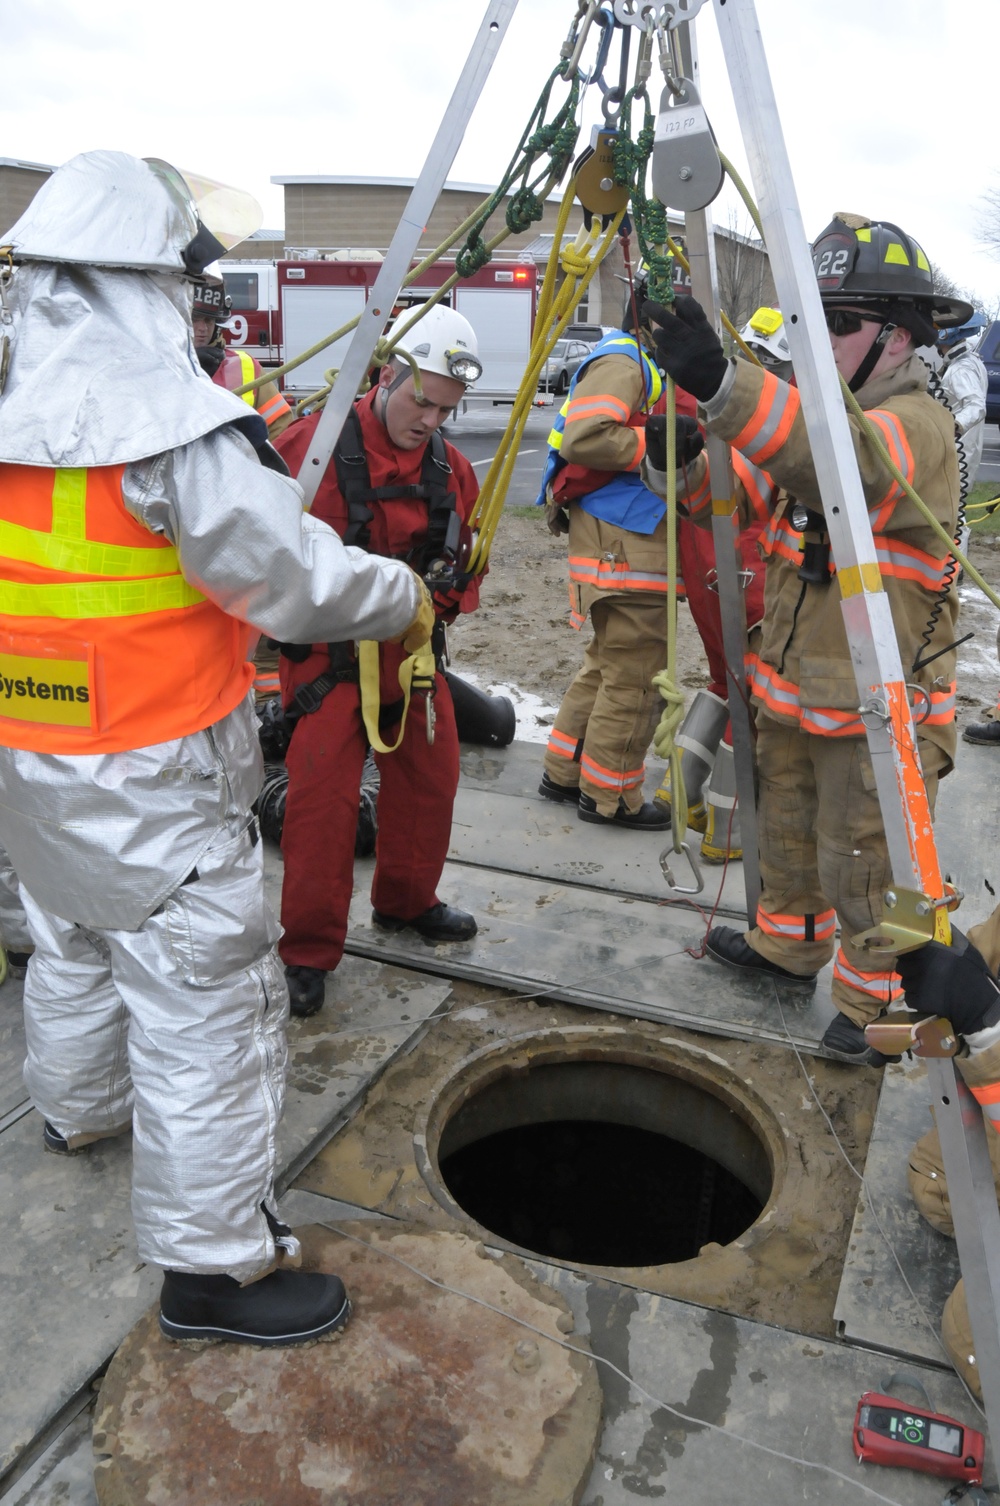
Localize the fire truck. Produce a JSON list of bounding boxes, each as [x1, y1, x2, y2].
[[219, 254, 538, 402]]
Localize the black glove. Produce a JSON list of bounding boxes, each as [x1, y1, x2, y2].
[[895, 926, 1000, 1037], [645, 414, 705, 473], [642, 296, 730, 403]]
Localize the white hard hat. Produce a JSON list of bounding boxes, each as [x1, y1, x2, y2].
[[386, 304, 482, 386], [2, 150, 261, 277], [739, 306, 791, 369]]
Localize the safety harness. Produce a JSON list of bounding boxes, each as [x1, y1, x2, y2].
[[282, 407, 460, 733]]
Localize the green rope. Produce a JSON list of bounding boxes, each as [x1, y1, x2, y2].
[[455, 65, 581, 279], [612, 87, 674, 305]]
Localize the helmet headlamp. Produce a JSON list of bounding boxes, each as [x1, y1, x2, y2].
[[446, 349, 483, 384]]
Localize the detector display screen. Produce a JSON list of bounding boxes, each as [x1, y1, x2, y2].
[[865, 1408, 963, 1457]]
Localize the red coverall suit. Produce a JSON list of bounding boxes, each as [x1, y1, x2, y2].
[[274, 389, 480, 972]]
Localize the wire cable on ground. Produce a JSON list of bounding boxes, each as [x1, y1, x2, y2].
[[326, 1225, 937, 1506]]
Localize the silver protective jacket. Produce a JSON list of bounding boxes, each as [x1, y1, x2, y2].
[[0, 424, 420, 929], [941, 342, 989, 476]]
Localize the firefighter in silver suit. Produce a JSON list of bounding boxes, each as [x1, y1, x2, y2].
[[0, 151, 433, 1347]]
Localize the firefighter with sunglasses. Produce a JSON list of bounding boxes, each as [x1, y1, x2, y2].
[[644, 214, 972, 1065]]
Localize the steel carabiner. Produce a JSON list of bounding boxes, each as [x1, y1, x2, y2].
[[659, 839, 704, 895]]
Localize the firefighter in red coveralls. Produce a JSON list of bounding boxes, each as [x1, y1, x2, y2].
[[644, 214, 971, 1066], [536, 293, 704, 828], [274, 305, 483, 1017], [192, 273, 293, 438]]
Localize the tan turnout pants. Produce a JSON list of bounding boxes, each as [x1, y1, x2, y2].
[[746, 716, 947, 1024]]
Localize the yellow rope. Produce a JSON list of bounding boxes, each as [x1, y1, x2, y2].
[[465, 183, 626, 574]]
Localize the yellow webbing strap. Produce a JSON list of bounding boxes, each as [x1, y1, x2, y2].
[[357, 639, 437, 754], [1, 574, 205, 619]]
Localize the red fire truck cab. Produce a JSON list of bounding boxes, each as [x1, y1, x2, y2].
[[221, 255, 538, 403]]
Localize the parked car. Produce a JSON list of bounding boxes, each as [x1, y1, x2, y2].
[[981, 321, 1000, 428], [538, 338, 592, 395], [563, 323, 605, 345]]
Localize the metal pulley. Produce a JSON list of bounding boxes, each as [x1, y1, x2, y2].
[[572, 126, 631, 227], [651, 77, 724, 210]]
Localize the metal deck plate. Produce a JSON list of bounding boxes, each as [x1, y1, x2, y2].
[[340, 861, 837, 1051], [833, 1054, 961, 1364], [454, 742, 752, 917]]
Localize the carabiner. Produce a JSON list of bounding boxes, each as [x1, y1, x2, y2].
[[659, 840, 704, 895]]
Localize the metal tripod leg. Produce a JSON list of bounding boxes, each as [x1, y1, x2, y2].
[[295, 0, 519, 508], [711, 0, 1000, 1450], [672, 21, 761, 926]]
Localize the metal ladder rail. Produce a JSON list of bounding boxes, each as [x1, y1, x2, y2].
[[709, 0, 1000, 1450]]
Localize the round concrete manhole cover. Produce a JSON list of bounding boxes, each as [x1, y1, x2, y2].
[[93, 1223, 602, 1506]]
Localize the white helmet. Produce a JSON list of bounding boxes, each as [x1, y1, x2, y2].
[[739, 306, 791, 371], [385, 304, 482, 386], [2, 150, 261, 276]]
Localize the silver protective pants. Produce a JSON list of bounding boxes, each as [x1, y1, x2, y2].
[[20, 812, 288, 1281], [0, 841, 31, 952]]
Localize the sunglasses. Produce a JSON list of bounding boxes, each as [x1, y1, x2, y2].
[[824, 308, 888, 336]]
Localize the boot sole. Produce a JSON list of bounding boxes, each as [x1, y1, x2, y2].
[[705, 942, 817, 988], [820, 1042, 900, 1068], [578, 810, 670, 831], [372, 915, 477, 943], [538, 781, 581, 804], [159, 1294, 351, 1349]]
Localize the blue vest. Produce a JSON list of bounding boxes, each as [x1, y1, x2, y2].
[[535, 332, 665, 536]]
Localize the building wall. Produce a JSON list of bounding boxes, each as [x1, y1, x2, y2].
[[0, 163, 52, 233], [281, 183, 565, 257]]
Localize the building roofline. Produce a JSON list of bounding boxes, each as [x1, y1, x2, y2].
[[0, 157, 54, 174], [272, 173, 561, 201]]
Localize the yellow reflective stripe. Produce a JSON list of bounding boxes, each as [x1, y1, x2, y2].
[[0, 517, 179, 578], [51, 468, 88, 539], [838, 562, 884, 597], [236, 349, 256, 406], [1, 574, 205, 619]]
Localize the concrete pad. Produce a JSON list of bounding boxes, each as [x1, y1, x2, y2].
[[93, 1224, 602, 1506], [0, 955, 448, 1485], [834, 1054, 961, 1364], [534, 1261, 990, 1505]]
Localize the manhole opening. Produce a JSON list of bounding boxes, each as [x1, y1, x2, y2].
[[436, 1059, 772, 1267]]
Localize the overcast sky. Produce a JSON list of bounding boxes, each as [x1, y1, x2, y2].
[[3, 0, 997, 306]]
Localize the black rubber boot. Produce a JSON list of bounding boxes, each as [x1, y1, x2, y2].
[[820, 1011, 900, 1067], [372, 902, 478, 942], [43, 1119, 131, 1155], [963, 719, 1000, 746], [578, 794, 670, 830], [285, 965, 326, 1018], [159, 1267, 350, 1347], [706, 926, 818, 986], [538, 771, 581, 804]]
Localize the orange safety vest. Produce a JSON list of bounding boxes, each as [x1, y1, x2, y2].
[[0, 463, 253, 754]]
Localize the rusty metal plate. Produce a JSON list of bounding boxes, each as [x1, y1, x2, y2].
[[93, 1223, 602, 1506]]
